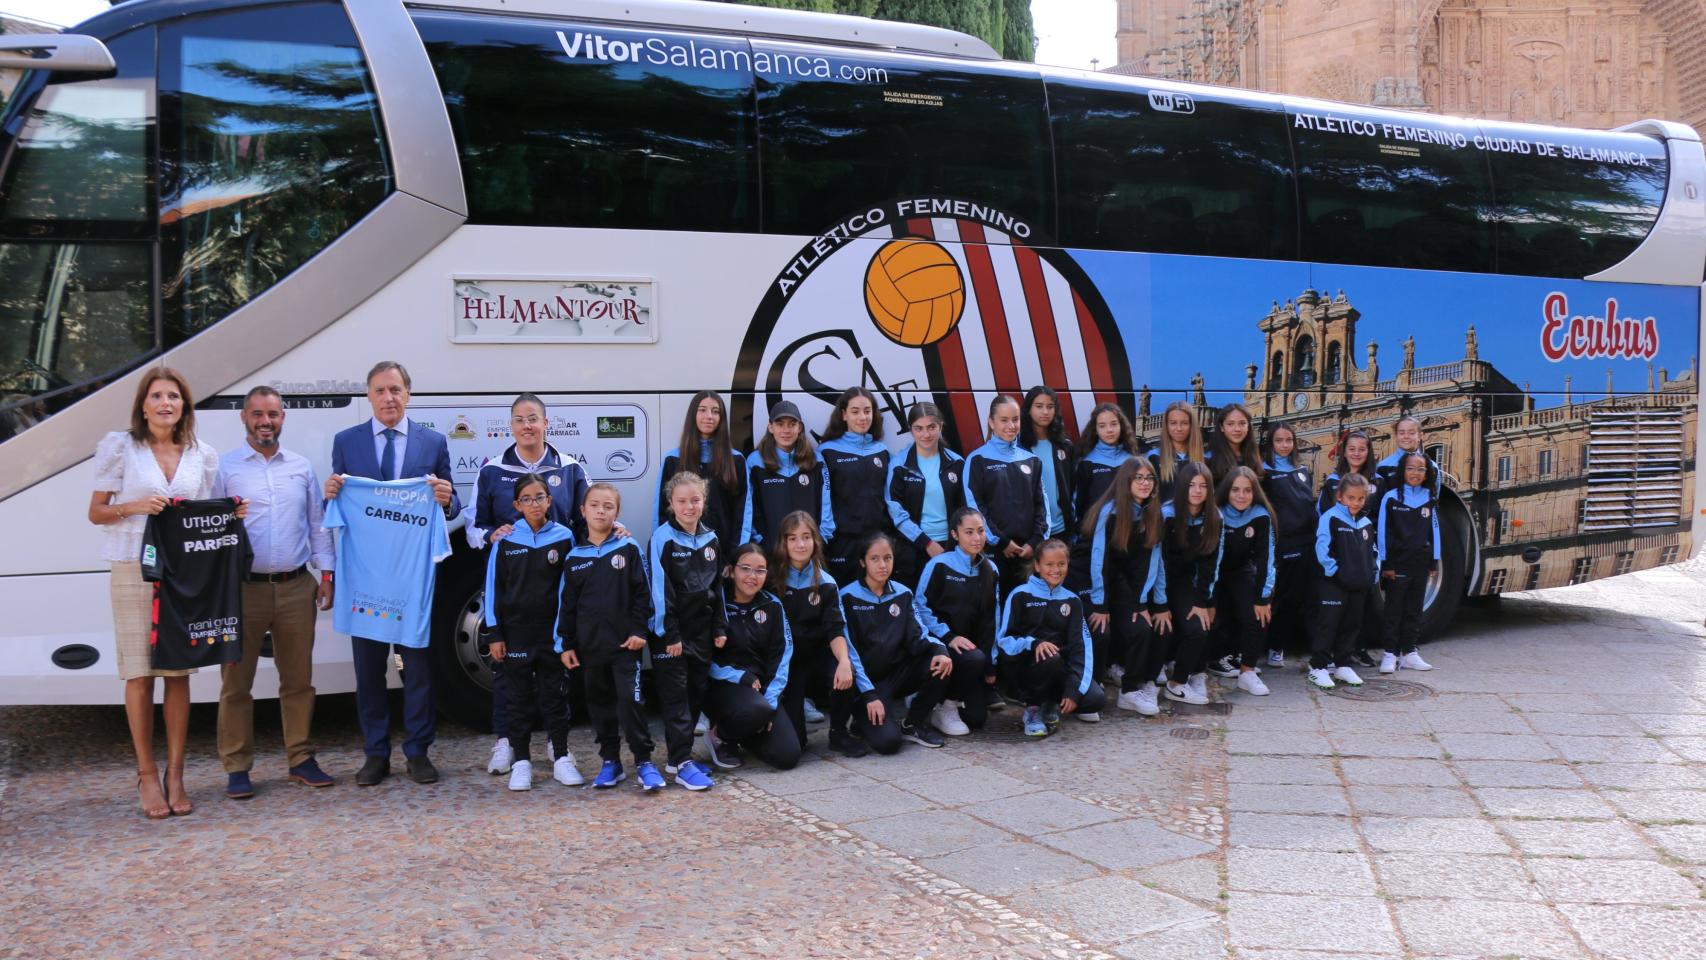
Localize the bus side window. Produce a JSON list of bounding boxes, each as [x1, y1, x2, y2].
[[1290, 108, 1493, 274], [756, 43, 1051, 237], [1483, 124, 1667, 279], [1050, 78, 1298, 261], [414, 13, 759, 236]]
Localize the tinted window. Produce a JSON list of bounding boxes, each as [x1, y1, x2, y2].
[[1051, 78, 1296, 260], [758, 42, 1050, 235], [1290, 106, 1493, 272], [416, 12, 758, 233], [1480, 123, 1667, 278], [160, 2, 390, 341]]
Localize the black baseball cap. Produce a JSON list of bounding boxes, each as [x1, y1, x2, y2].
[[769, 401, 803, 423]]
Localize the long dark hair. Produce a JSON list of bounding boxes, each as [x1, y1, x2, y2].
[[725, 542, 769, 601], [1075, 402, 1139, 458], [1084, 457, 1162, 551], [759, 415, 818, 472], [1262, 422, 1299, 465], [678, 390, 740, 489], [1207, 403, 1264, 478], [1333, 430, 1377, 482], [822, 386, 884, 441], [1395, 451, 1438, 493], [1169, 461, 1222, 556], [1216, 466, 1275, 516], [128, 367, 196, 446], [1018, 385, 1068, 450]]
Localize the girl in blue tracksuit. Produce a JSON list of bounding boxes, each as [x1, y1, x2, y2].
[[1068, 403, 1140, 679], [741, 400, 834, 549], [1019, 386, 1074, 540], [1087, 458, 1170, 717], [703, 543, 801, 771], [1205, 402, 1264, 488], [657, 390, 746, 568], [1317, 430, 1382, 669], [1211, 467, 1276, 698], [965, 394, 1049, 600], [839, 533, 953, 754], [996, 539, 1104, 737], [482, 473, 575, 789], [1160, 461, 1222, 705], [1310, 473, 1378, 690], [820, 387, 892, 586], [1150, 400, 1206, 504], [914, 507, 998, 733], [1373, 415, 1442, 503], [649, 472, 729, 791], [1261, 423, 1316, 668], [770, 510, 868, 753], [885, 402, 965, 589], [1377, 452, 1439, 674]]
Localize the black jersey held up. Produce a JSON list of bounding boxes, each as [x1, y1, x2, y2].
[[141, 497, 252, 671]]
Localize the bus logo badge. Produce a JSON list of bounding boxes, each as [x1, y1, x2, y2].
[[1148, 91, 1195, 114]]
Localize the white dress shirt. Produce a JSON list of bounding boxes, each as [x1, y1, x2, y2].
[[371, 416, 409, 481], [91, 431, 221, 562], [214, 444, 335, 574]]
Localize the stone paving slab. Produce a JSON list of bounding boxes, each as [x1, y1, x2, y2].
[[1359, 815, 1512, 854], [1526, 857, 1705, 905], [1374, 851, 1542, 901], [1227, 782, 1351, 816], [1473, 785, 1620, 819], [960, 789, 1124, 835], [1558, 903, 1706, 960], [1011, 874, 1212, 942], [1227, 848, 1376, 896], [919, 840, 1101, 897], [1392, 897, 1585, 958], [1034, 817, 1216, 870], [1225, 892, 1400, 954]]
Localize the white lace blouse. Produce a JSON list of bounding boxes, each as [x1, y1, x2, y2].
[[91, 430, 221, 563]]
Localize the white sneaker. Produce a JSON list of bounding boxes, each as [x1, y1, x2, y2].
[[1379, 652, 1398, 674], [552, 754, 584, 786], [1267, 649, 1285, 668], [1157, 664, 1171, 685], [694, 713, 709, 736], [1333, 666, 1364, 686], [1164, 682, 1209, 705], [1136, 683, 1161, 715], [1398, 651, 1434, 671], [802, 698, 826, 724], [487, 737, 513, 775], [1237, 671, 1270, 696], [1076, 711, 1101, 723], [930, 701, 970, 737], [1116, 689, 1145, 713], [1188, 673, 1210, 701], [1307, 668, 1335, 690], [507, 759, 533, 791], [1106, 663, 1125, 683]]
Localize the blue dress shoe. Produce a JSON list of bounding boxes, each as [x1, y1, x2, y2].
[[288, 757, 335, 788], [592, 760, 626, 789], [226, 771, 255, 799]]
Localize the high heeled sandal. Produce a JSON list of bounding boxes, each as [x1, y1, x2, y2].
[[137, 772, 169, 820], [164, 767, 193, 817]]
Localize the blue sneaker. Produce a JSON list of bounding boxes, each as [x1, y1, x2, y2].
[[592, 760, 626, 789], [1041, 704, 1062, 730], [1022, 706, 1048, 738], [287, 757, 334, 788], [636, 761, 666, 792], [674, 760, 714, 791], [225, 771, 255, 799]]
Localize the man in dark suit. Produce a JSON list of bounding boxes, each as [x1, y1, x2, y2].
[[324, 361, 459, 786]]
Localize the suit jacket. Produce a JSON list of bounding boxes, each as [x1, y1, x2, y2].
[[331, 417, 462, 517]]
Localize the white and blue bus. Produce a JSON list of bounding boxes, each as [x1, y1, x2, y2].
[[1, 0, 1700, 723]]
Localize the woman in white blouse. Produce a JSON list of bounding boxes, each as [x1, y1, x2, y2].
[[88, 368, 235, 819]]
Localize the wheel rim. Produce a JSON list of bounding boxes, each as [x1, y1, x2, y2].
[[452, 589, 495, 692], [1423, 560, 1442, 611]]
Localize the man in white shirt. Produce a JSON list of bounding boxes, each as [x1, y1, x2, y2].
[[214, 386, 336, 799]]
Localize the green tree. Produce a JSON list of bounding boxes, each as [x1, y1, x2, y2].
[[720, 0, 1034, 60]]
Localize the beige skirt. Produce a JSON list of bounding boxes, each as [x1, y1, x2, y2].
[[110, 561, 195, 680]]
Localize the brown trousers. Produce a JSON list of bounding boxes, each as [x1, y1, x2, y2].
[[218, 575, 318, 772]]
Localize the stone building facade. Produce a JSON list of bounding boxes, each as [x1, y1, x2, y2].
[[1135, 288, 1696, 592], [1113, 0, 1706, 133]]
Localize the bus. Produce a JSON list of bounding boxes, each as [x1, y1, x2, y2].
[[1, 0, 1700, 724]]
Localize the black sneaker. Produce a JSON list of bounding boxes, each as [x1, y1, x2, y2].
[[1353, 650, 1379, 669], [1207, 655, 1240, 678], [704, 733, 743, 770], [829, 729, 869, 758], [899, 720, 944, 748], [1040, 704, 1062, 730]]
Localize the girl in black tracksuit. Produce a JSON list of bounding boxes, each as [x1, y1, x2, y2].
[[1261, 423, 1316, 666], [913, 507, 999, 730], [965, 394, 1050, 599], [1160, 461, 1223, 705], [1067, 403, 1141, 674], [1317, 430, 1382, 667], [885, 402, 966, 590], [1311, 474, 1378, 689], [557, 483, 656, 785], [1019, 386, 1075, 541], [995, 539, 1104, 736], [820, 387, 894, 586], [740, 400, 834, 550], [1086, 457, 1170, 716], [839, 533, 953, 754], [1377, 452, 1440, 672], [1150, 400, 1206, 504], [656, 390, 746, 568], [649, 472, 729, 790], [1212, 467, 1275, 697], [771, 511, 864, 753], [705, 543, 801, 771]]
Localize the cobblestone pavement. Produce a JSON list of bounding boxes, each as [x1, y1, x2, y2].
[[6, 562, 1706, 959]]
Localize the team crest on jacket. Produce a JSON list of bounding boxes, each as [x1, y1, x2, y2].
[[1361, 530, 1371, 540], [1019, 463, 1032, 475], [731, 199, 1132, 453], [704, 546, 717, 561], [1057, 449, 1067, 461], [610, 554, 626, 569], [548, 475, 561, 486], [1059, 602, 1071, 616], [1244, 527, 1254, 539], [547, 549, 560, 563], [874, 457, 884, 468], [1295, 472, 1309, 485], [797, 474, 810, 485], [947, 471, 958, 484], [755, 609, 768, 624], [888, 603, 900, 617], [808, 591, 821, 606], [1421, 507, 1431, 518]]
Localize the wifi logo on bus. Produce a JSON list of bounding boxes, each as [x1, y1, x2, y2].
[[1148, 91, 1195, 114]]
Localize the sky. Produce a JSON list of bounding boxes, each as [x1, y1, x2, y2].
[[17, 0, 1124, 70]]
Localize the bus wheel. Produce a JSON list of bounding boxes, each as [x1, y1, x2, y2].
[[1420, 499, 1469, 638], [431, 556, 496, 731]]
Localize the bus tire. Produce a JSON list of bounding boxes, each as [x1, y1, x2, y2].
[[431, 548, 496, 732], [1420, 497, 1470, 638]]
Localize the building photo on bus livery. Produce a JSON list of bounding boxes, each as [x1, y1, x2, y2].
[[5, 0, 1706, 957]]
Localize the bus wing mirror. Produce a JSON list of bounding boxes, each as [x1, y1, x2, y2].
[[0, 34, 115, 73]]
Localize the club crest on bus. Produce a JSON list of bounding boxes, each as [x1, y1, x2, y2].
[[734, 198, 1132, 452]]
